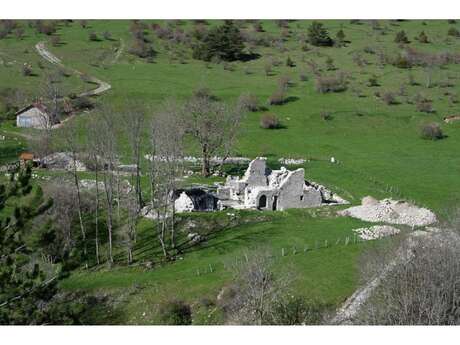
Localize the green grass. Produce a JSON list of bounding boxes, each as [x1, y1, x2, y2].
[[2, 19, 460, 324]]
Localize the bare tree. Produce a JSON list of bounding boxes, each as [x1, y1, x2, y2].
[[93, 104, 119, 265], [152, 100, 185, 251], [121, 190, 137, 265], [356, 231, 460, 325], [120, 103, 145, 212], [183, 92, 244, 177], [85, 120, 103, 265], [60, 120, 87, 267]]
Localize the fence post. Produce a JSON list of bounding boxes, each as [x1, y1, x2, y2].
[[282, 248, 285, 257], [325, 240, 328, 248], [196, 269, 200, 276], [209, 264, 213, 273], [304, 244, 309, 253], [293, 246, 297, 255], [335, 238, 341, 245]]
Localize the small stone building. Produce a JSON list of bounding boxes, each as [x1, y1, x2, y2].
[[217, 157, 345, 211], [16, 103, 51, 129]]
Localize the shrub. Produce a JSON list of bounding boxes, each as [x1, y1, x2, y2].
[[158, 300, 192, 325], [277, 75, 291, 90], [325, 56, 335, 70], [102, 31, 112, 40], [418, 31, 429, 43], [335, 29, 346, 46], [416, 99, 434, 113], [22, 63, 33, 77], [394, 30, 410, 44], [314, 72, 348, 93], [420, 123, 443, 140], [36, 21, 57, 35], [268, 89, 286, 105], [71, 96, 94, 110], [14, 28, 24, 40], [260, 113, 281, 129], [367, 74, 379, 87], [307, 21, 333, 46], [264, 61, 273, 76], [299, 71, 308, 82], [79, 20, 88, 29], [237, 93, 260, 112], [320, 111, 332, 120], [128, 39, 155, 59], [89, 32, 99, 41], [448, 27, 460, 37], [381, 92, 398, 105], [51, 35, 61, 47], [286, 56, 295, 67]]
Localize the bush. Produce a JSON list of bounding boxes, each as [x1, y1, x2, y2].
[[238, 93, 260, 112], [277, 75, 291, 90], [128, 39, 155, 59], [89, 32, 99, 41], [71, 96, 94, 110], [418, 31, 429, 43], [320, 110, 332, 121], [381, 92, 398, 105], [394, 30, 410, 44], [268, 89, 286, 105], [307, 21, 333, 46], [159, 300, 192, 325], [335, 29, 346, 46], [22, 63, 33, 77], [260, 113, 281, 129], [299, 71, 308, 82], [264, 60, 273, 76], [314, 72, 348, 93], [51, 35, 61, 47], [102, 31, 112, 40], [415, 97, 434, 113], [420, 123, 443, 140], [447, 27, 460, 37], [367, 74, 379, 87], [286, 56, 295, 67]]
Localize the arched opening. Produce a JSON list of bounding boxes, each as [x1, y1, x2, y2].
[[258, 195, 267, 209]]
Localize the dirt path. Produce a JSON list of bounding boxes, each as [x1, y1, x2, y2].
[[35, 41, 111, 97]]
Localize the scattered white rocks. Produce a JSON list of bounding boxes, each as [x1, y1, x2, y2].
[[41, 152, 87, 172], [339, 197, 437, 227], [353, 225, 401, 241], [144, 155, 250, 165], [187, 232, 203, 243], [278, 158, 306, 165]]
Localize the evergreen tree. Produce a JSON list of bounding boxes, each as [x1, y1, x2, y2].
[[192, 20, 245, 62], [307, 21, 334, 47], [0, 165, 58, 324]]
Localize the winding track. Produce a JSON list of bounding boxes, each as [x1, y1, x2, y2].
[[35, 41, 111, 97]]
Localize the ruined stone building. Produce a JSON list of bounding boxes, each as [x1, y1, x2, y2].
[[216, 157, 346, 211]]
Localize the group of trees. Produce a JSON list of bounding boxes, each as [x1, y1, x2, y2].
[[26, 88, 244, 268]]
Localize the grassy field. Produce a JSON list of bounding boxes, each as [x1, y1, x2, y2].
[[1, 19, 460, 324]]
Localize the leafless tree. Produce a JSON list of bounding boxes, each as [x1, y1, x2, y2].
[[356, 231, 460, 325], [85, 119, 103, 265], [93, 104, 119, 265], [222, 249, 291, 325], [121, 190, 137, 265], [183, 92, 244, 177], [60, 120, 87, 266], [120, 102, 145, 212], [152, 100, 185, 251]]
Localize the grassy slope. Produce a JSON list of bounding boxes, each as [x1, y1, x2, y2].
[[1, 19, 460, 324]]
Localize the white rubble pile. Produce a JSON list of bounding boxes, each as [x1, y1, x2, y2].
[[339, 197, 437, 227], [353, 225, 401, 241], [41, 152, 87, 172], [175, 192, 194, 213]]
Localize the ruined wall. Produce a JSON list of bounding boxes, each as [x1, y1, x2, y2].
[[241, 158, 268, 186]]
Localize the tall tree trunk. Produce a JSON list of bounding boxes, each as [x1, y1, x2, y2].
[[202, 144, 211, 177], [72, 151, 87, 268], [94, 161, 100, 265]]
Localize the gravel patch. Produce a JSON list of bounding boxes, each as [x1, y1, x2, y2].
[[339, 198, 437, 227], [353, 225, 400, 241]]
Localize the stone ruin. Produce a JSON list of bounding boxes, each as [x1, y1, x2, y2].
[[174, 157, 347, 213]]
